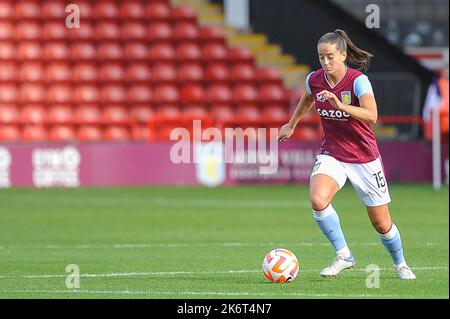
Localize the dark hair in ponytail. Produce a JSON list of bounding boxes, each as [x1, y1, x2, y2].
[[318, 29, 373, 71]]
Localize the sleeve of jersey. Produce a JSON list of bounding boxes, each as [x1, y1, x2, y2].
[[353, 74, 374, 99], [305, 71, 315, 96]]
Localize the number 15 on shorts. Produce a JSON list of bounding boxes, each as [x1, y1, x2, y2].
[[372, 171, 386, 190]]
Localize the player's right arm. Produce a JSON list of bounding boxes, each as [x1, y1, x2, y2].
[[278, 92, 315, 142]]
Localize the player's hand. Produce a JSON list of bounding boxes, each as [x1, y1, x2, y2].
[[318, 90, 343, 110], [278, 123, 294, 142]]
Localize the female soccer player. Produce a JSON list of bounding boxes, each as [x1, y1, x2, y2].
[[278, 29, 416, 279]]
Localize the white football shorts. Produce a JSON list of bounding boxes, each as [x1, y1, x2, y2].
[[310, 154, 391, 207]]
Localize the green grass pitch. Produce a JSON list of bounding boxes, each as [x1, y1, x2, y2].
[[0, 184, 448, 299]]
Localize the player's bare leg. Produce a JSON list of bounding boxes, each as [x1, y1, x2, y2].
[[310, 174, 355, 277], [366, 205, 416, 279]]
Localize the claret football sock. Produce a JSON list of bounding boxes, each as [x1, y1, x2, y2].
[[313, 204, 350, 257]]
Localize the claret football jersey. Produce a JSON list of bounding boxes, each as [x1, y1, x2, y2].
[[306, 67, 380, 164]]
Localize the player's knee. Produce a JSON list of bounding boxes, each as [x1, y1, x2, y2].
[[373, 221, 391, 234], [310, 193, 330, 212]]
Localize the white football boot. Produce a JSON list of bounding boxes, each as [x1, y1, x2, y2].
[[320, 254, 356, 278], [395, 265, 416, 280]]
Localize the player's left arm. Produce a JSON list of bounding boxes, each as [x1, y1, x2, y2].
[[318, 75, 378, 124]]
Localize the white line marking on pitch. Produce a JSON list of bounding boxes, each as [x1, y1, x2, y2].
[[0, 289, 445, 298], [2, 194, 311, 208], [1, 241, 443, 250], [0, 266, 446, 279]]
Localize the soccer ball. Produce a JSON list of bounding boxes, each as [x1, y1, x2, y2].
[[262, 248, 299, 283]]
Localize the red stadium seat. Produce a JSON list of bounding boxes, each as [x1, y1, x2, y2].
[[74, 85, 100, 104], [20, 105, 46, 124], [120, 1, 146, 19], [157, 104, 179, 118], [103, 105, 130, 124], [18, 62, 44, 82], [0, 125, 20, 141], [207, 84, 233, 104], [19, 84, 45, 103], [205, 64, 230, 83], [45, 63, 72, 82], [176, 43, 202, 62], [14, 1, 41, 19], [42, 1, 66, 19], [0, 41, 16, 60], [122, 22, 146, 40], [202, 43, 228, 62], [67, 22, 95, 40], [71, 42, 96, 60], [146, 2, 171, 22], [152, 64, 177, 83], [232, 85, 258, 105], [171, 6, 197, 24], [99, 64, 125, 82], [287, 87, 306, 105], [95, 22, 121, 40], [262, 105, 289, 121], [0, 84, 18, 104], [178, 63, 204, 83], [235, 105, 261, 121], [147, 23, 173, 42], [73, 63, 98, 82], [126, 64, 152, 82], [18, 42, 43, 60], [256, 67, 283, 86], [100, 85, 127, 103], [16, 22, 41, 40], [211, 104, 234, 121], [199, 27, 226, 45], [49, 125, 76, 142], [103, 126, 131, 141], [154, 85, 179, 105], [44, 42, 70, 61], [77, 125, 103, 142], [228, 47, 254, 66], [128, 85, 153, 104], [124, 42, 149, 61], [130, 105, 154, 123], [230, 64, 256, 84], [21, 125, 48, 141], [43, 22, 67, 40], [97, 42, 123, 60], [0, 105, 19, 124], [180, 85, 206, 104], [259, 85, 286, 104], [94, 1, 118, 19], [131, 125, 150, 141], [184, 104, 207, 116], [47, 105, 74, 124], [0, 2, 13, 19], [76, 1, 94, 20], [173, 23, 200, 43], [0, 62, 16, 82], [149, 43, 176, 63], [0, 22, 15, 40], [74, 105, 101, 124], [47, 84, 73, 104], [293, 126, 321, 141]]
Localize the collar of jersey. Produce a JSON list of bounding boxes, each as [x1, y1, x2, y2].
[[324, 66, 348, 89]]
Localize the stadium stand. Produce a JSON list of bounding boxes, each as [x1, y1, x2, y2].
[[0, 0, 321, 142]]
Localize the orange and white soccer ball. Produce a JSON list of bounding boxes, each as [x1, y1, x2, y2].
[[262, 248, 299, 283]]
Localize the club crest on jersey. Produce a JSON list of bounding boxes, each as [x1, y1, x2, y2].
[[341, 91, 352, 105]]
